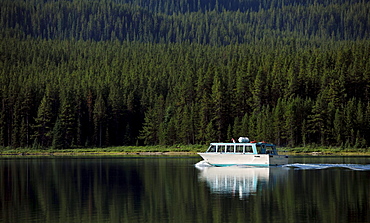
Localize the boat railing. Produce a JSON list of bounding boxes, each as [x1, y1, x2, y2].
[[206, 142, 278, 155]]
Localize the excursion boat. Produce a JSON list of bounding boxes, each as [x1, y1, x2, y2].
[[198, 137, 288, 167]]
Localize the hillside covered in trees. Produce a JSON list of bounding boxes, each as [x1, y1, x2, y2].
[[1, 0, 370, 149]]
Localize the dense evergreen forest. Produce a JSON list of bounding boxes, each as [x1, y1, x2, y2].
[[1, 0, 370, 149]]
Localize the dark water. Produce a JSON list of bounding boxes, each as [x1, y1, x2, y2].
[[0, 156, 369, 223]]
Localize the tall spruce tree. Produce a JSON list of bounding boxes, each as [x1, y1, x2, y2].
[[52, 118, 63, 149], [93, 93, 107, 147], [33, 90, 54, 148]]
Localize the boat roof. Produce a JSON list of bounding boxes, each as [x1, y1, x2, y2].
[[210, 142, 275, 147]]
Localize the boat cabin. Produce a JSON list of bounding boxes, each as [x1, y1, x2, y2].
[[206, 142, 278, 155]]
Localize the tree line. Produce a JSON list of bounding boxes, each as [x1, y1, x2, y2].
[[1, 0, 370, 149], [1, 0, 369, 43]]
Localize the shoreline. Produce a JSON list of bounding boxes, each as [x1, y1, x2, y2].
[[0, 151, 199, 156], [1, 145, 370, 157]]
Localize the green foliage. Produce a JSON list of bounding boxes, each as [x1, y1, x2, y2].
[[1, 0, 369, 43], [52, 118, 63, 150], [0, 0, 370, 149], [32, 88, 55, 148]]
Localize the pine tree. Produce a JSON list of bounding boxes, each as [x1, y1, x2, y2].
[[11, 98, 21, 148], [211, 73, 226, 141], [252, 67, 265, 108], [93, 92, 107, 147], [205, 120, 217, 143], [307, 92, 329, 146], [333, 108, 343, 145], [343, 98, 356, 146], [284, 98, 299, 147], [140, 107, 159, 145], [52, 118, 63, 149], [33, 90, 55, 148], [272, 99, 285, 146], [0, 99, 5, 147], [19, 87, 34, 147], [59, 92, 76, 148], [139, 95, 165, 145]]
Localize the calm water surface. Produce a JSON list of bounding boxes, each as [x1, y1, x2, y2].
[[0, 155, 369, 223]]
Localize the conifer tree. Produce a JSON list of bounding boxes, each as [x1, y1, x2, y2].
[[139, 95, 165, 145], [20, 87, 34, 147], [252, 68, 265, 108], [33, 90, 55, 148], [11, 98, 21, 148], [0, 88, 8, 147], [52, 118, 63, 149], [93, 93, 107, 147], [307, 92, 329, 145], [272, 99, 285, 146], [284, 98, 298, 147], [211, 73, 226, 142], [333, 108, 343, 145], [59, 92, 76, 148]]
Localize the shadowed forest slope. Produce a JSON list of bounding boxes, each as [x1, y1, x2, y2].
[[1, 0, 369, 149]]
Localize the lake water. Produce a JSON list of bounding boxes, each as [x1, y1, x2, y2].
[[0, 155, 369, 222]]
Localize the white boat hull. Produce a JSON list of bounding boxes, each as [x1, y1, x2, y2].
[[198, 153, 288, 166]]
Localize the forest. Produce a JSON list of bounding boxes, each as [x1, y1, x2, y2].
[[1, 0, 370, 149]]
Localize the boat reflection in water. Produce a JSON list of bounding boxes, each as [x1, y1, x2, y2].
[[196, 161, 287, 199]]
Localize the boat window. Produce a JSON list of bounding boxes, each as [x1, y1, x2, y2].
[[245, 146, 253, 153], [226, 145, 234, 153], [207, 145, 216, 153], [256, 145, 262, 154], [217, 145, 225, 153], [266, 146, 276, 155], [235, 145, 243, 153]]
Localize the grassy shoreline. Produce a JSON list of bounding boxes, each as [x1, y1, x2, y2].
[[1, 145, 370, 156], [0, 145, 204, 156], [281, 146, 370, 156]]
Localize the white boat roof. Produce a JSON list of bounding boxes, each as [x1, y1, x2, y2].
[[210, 142, 275, 147]]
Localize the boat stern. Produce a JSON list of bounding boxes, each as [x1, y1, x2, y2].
[[268, 155, 289, 166]]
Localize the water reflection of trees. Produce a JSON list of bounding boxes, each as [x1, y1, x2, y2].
[[0, 157, 211, 222], [0, 158, 369, 222], [0, 158, 148, 222]]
